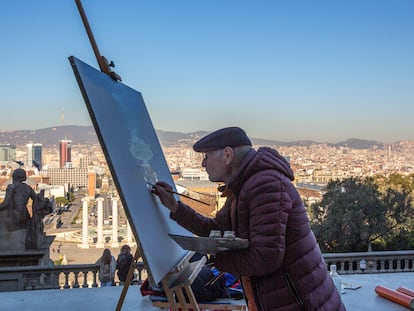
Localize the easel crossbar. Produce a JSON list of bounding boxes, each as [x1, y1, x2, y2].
[[168, 258, 206, 289]]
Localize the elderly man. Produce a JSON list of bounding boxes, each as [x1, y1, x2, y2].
[[153, 126, 345, 310]]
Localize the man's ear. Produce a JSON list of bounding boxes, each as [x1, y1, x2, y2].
[[223, 147, 234, 165]]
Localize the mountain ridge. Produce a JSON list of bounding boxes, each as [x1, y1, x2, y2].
[[0, 125, 386, 149]]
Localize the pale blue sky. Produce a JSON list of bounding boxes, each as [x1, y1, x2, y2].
[[0, 1, 413, 143]]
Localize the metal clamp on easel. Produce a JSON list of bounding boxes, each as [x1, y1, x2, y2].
[[75, 0, 122, 81]]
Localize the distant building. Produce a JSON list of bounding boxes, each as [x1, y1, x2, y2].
[[47, 167, 88, 189], [33, 143, 42, 166], [180, 168, 209, 180], [59, 140, 72, 168], [0, 144, 16, 164], [26, 142, 42, 168], [88, 168, 96, 198], [101, 175, 109, 191], [79, 154, 91, 170]]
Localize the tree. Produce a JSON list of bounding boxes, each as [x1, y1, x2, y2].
[[310, 176, 414, 252], [55, 196, 69, 208], [379, 187, 414, 249]]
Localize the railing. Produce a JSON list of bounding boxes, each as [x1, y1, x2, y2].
[[0, 261, 146, 291], [1, 251, 414, 291], [323, 250, 414, 274]]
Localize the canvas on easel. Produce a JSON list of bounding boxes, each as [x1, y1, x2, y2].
[[69, 56, 192, 286], [70, 56, 247, 311], [70, 3, 245, 309]]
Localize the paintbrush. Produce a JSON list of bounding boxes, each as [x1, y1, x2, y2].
[[204, 271, 225, 287], [147, 182, 210, 206]]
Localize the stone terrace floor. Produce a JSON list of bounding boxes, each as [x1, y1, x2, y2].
[[1, 272, 414, 310]]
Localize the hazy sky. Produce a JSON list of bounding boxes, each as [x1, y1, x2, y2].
[[0, 1, 413, 143]]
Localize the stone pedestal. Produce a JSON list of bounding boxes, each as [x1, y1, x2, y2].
[[0, 235, 54, 267], [0, 229, 27, 252], [0, 235, 55, 291]]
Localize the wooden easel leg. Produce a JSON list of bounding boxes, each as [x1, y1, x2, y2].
[[163, 283, 179, 311], [116, 248, 140, 311], [183, 284, 200, 311], [176, 288, 190, 311]]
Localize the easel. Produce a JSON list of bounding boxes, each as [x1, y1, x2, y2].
[[116, 248, 212, 311], [115, 248, 141, 311], [150, 251, 246, 311], [73, 2, 245, 310], [160, 252, 206, 311], [149, 252, 247, 311], [75, 0, 121, 81], [74, 2, 206, 310], [74, 2, 137, 309]]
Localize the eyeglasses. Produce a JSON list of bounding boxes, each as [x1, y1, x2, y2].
[[202, 150, 216, 162], [201, 149, 223, 163]]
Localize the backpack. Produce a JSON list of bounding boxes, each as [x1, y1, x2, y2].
[[100, 263, 112, 283], [189, 266, 227, 303]]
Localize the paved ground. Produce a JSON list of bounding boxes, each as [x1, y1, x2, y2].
[[46, 195, 136, 266], [48, 240, 136, 265], [2, 272, 414, 310]]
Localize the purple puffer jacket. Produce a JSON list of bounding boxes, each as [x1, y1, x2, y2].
[[171, 147, 346, 310]]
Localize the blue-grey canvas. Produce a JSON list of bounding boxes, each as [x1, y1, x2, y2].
[[69, 56, 191, 285]]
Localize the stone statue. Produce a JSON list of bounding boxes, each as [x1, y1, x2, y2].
[[0, 168, 52, 250], [26, 189, 53, 249], [0, 168, 36, 232]]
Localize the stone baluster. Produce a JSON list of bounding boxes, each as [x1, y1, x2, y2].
[[404, 258, 409, 271], [394, 259, 400, 272], [63, 271, 70, 289], [379, 259, 386, 272], [340, 261, 346, 273], [92, 271, 99, 287], [82, 270, 89, 288], [73, 272, 80, 288]]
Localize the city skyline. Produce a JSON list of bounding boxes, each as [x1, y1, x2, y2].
[[0, 1, 413, 143]]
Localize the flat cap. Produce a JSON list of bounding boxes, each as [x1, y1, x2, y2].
[[193, 127, 252, 152]]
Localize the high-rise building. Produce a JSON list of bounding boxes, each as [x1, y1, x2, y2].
[[33, 143, 42, 166], [59, 140, 72, 168], [0, 144, 16, 163], [47, 167, 88, 189], [79, 154, 91, 170], [26, 143, 33, 167], [26, 142, 43, 168]]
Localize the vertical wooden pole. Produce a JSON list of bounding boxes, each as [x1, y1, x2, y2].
[[116, 248, 140, 311]]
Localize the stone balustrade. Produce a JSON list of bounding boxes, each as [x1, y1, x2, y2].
[[323, 250, 414, 274], [0, 261, 146, 291], [1, 251, 414, 291]]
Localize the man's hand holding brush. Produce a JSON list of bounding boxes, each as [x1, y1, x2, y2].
[[151, 181, 179, 213]]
